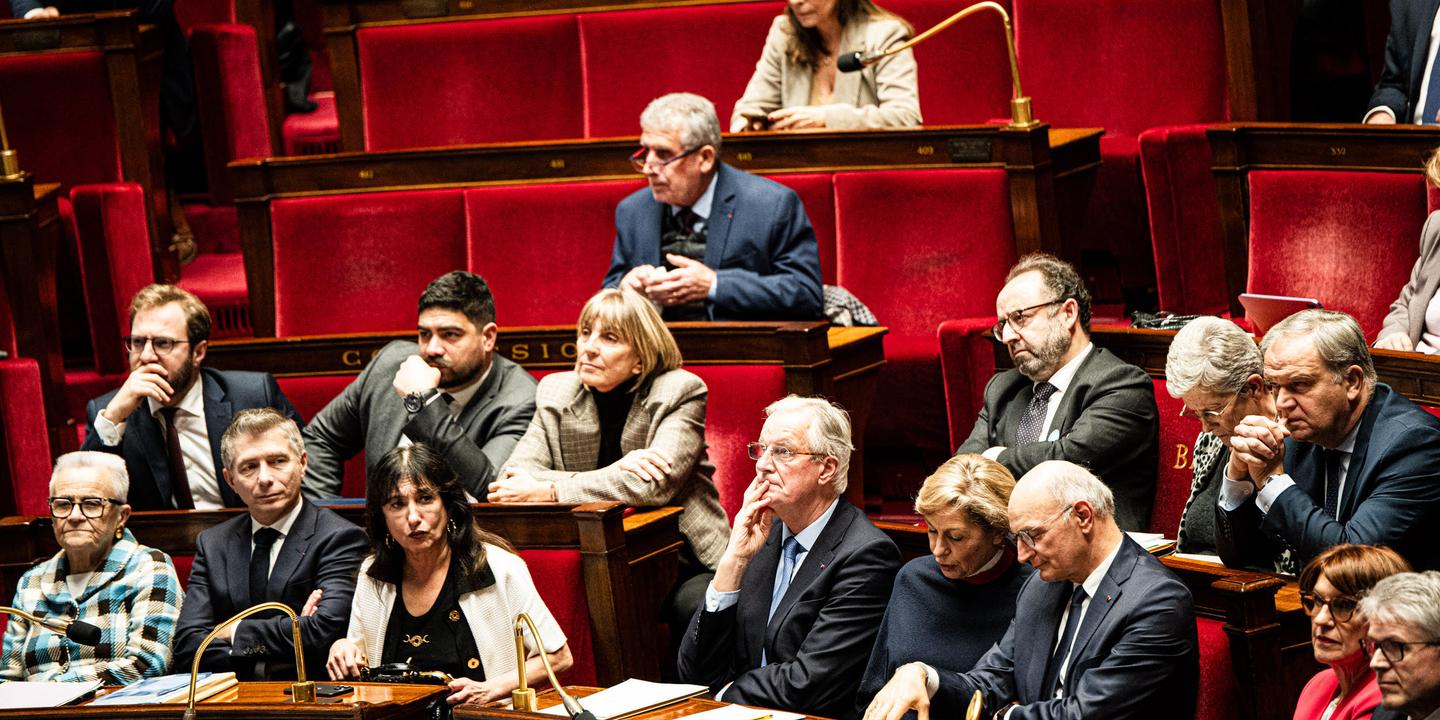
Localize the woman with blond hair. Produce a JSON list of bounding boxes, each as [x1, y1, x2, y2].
[[1377, 147, 1440, 352]]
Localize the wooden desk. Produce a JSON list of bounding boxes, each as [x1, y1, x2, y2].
[[230, 125, 1101, 337], [0, 682, 447, 719], [456, 686, 831, 720], [0, 176, 67, 455], [0, 502, 683, 684]]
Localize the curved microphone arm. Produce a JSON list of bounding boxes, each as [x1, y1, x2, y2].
[[183, 601, 314, 720], [837, 0, 1036, 128], [512, 612, 583, 716], [0, 605, 102, 645]]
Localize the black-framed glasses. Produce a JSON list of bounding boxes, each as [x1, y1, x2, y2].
[[121, 335, 191, 355], [991, 299, 1064, 338], [1299, 592, 1360, 623], [1006, 504, 1074, 550], [48, 496, 124, 519], [746, 442, 823, 463], [1363, 637, 1440, 663], [629, 145, 699, 173]]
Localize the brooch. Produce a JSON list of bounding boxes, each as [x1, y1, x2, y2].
[[403, 634, 430, 648], [449, 610, 460, 623], [467, 658, 480, 670]]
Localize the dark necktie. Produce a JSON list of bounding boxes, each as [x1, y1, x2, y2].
[[250, 527, 282, 606], [1323, 448, 1345, 519], [1016, 382, 1059, 445], [1043, 585, 1089, 697], [158, 407, 195, 509]]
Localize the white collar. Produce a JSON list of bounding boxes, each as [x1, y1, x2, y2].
[[966, 546, 1007, 578], [250, 497, 305, 538], [1078, 536, 1123, 600], [1041, 341, 1094, 393], [784, 496, 840, 552], [148, 370, 205, 419], [1334, 416, 1360, 454], [671, 171, 719, 221]]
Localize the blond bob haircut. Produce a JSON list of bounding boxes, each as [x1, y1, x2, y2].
[[914, 454, 1016, 536], [576, 288, 683, 389]]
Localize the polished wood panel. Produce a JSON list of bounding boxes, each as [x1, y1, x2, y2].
[[0, 177, 68, 455], [455, 686, 832, 720], [0, 682, 447, 719], [0, 502, 683, 685]]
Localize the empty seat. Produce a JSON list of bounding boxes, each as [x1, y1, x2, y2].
[[769, 173, 837, 285], [1140, 124, 1229, 316], [0, 50, 121, 192], [517, 548, 595, 685], [687, 364, 788, 521], [0, 358, 52, 517]]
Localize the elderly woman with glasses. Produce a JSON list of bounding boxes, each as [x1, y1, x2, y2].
[[490, 288, 731, 642], [858, 455, 1033, 719], [1163, 316, 1276, 556], [0, 452, 182, 683], [1294, 544, 1411, 720]]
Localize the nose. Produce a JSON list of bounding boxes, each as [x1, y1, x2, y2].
[[1275, 388, 1297, 411], [755, 447, 777, 473], [1370, 647, 1389, 671], [999, 320, 1020, 344], [1015, 540, 1033, 564], [406, 501, 422, 527], [139, 338, 160, 363], [579, 332, 598, 358], [931, 537, 950, 560], [422, 334, 445, 357]]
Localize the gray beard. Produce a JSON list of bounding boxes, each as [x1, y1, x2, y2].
[[1015, 330, 1069, 381]]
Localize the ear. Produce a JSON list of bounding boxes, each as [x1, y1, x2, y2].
[[192, 339, 208, 365], [1059, 298, 1080, 330], [815, 455, 840, 485], [480, 322, 499, 353], [296, 450, 308, 479], [1071, 501, 1095, 531], [697, 145, 718, 174], [1343, 365, 1366, 400], [116, 503, 131, 528], [223, 467, 238, 492]]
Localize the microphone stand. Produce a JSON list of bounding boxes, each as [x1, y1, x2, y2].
[[0, 605, 102, 646], [0, 100, 21, 179], [183, 601, 314, 720], [511, 613, 594, 720], [836, 0, 1036, 128]]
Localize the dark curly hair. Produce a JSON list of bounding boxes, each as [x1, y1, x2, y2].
[[1006, 253, 1093, 332]]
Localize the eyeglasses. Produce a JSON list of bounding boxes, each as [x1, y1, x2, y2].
[[1007, 504, 1074, 550], [48, 496, 124, 519], [1179, 390, 1244, 422], [121, 335, 190, 355], [629, 145, 699, 173], [1299, 592, 1360, 623], [1363, 637, 1440, 663], [991, 299, 1064, 338], [746, 442, 823, 463]]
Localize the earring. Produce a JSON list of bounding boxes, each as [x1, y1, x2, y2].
[[114, 527, 124, 541], [384, 534, 394, 548], [447, 518, 458, 535]]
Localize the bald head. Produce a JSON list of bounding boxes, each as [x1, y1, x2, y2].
[[1008, 461, 1122, 583]]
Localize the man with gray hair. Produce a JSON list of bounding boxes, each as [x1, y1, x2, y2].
[[866, 460, 1197, 720], [1220, 309, 1440, 572], [603, 92, 822, 320], [1363, 571, 1440, 720], [678, 395, 900, 717]]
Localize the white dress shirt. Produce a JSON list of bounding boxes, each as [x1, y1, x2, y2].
[[984, 342, 1095, 460], [247, 498, 305, 580], [93, 378, 223, 509], [668, 172, 721, 300], [1218, 419, 1359, 515]]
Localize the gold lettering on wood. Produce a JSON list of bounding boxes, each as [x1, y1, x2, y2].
[[917, 145, 935, 156], [560, 342, 577, 359], [736, 152, 753, 161], [1173, 443, 1191, 470], [1329, 147, 1347, 157], [549, 159, 565, 169], [358, 169, 375, 180], [511, 344, 529, 360], [341, 350, 362, 367]]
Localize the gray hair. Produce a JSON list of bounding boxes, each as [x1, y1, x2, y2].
[[1359, 571, 1440, 641], [764, 395, 853, 496], [50, 451, 130, 502], [1165, 316, 1261, 397], [640, 93, 722, 154], [1021, 460, 1115, 521], [220, 407, 305, 470], [1261, 309, 1377, 387]]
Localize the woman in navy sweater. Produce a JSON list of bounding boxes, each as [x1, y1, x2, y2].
[[856, 454, 1033, 719]]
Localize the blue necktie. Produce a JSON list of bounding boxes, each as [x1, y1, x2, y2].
[[1043, 585, 1089, 697], [768, 536, 803, 623]]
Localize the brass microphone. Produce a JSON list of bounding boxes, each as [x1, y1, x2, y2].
[[511, 613, 591, 718], [965, 689, 983, 720], [836, 0, 1036, 128], [182, 601, 314, 720], [0, 99, 19, 178], [0, 605, 103, 646]]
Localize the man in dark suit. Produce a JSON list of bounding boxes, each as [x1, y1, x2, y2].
[[82, 285, 303, 511], [678, 395, 901, 718], [1362, 572, 1440, 720], [864, 460, 1198, 720], [173, 408, 368, 680], [1364, 0, 1440, 124], [958, 254, 1158, 531], [602, 92, 822, 321], [1219, 309, 1440, 572], [301, 271, 537, 499]]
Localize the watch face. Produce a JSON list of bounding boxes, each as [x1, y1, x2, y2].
[[404, 393, 423, 413]]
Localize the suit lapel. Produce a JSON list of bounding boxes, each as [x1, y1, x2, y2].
[[1337, 387, 1385, 520], [643, 200, 667, 266], [201, 371, 242, 507], [765, 503, 850, 648], [1048, 347, 1107, 436], [1418, 1, 1440, 115], [703, 166, 737, 274], [1021, 579, 1068, 699], [1067, 541, 1138, 664], [832, 22, 866, 104], [621, 380, 656, 452], [559, 382, 597, 471], [228, 516, 254, 610], [133, 407, 174, 506], [267, 502, 316, 599], [741, 525, 783, 667]]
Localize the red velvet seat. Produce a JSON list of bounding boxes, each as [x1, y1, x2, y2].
[[0, 50, 121, 192], [834, 169, 1015, 462], [0, 359, 53, 518], [357, 16, 583, 150], [1151, 378, 1199, 537], [517, 549, 596, 686], [276, 375, 368, 498], [190, 22, 271, 199], [269, 189, 469, 336], [938, 318, 999, 452], [1140, 124, 1228, 316], [463, 181, 643, 326], [577, 3, 780, 139], [769, 174, 837, 285], [69, 184, 156, 377], [1196, 617, 1238, 720], [1246, 170, 1426, 340], [687, 365, 788, 521], [884, 0, 1011, 124]]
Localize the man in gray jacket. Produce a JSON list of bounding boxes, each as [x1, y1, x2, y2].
[[301, 271, 537, 499]]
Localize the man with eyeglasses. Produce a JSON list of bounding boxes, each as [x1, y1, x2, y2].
[[867, 460, 1197, 720], [677, 395, 900, 718], [81, 285, 303, 511], [1218, 309, 1440, 572], [602, 92, 822, 321], [1361, 571, 1440, 720], [957, 253, 1159, 531]]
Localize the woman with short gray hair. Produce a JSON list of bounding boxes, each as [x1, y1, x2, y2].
[[1164, 317, 1274, 554]]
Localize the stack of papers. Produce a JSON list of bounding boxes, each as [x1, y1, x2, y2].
[[90, 672, 238, 705], [0, 680, 101, 708], [678, 704, 806, 720], [539, 679, 708, 719], [1126, 532, 1175, 553]]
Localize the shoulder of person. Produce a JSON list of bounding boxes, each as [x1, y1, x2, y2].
[[195, 512, 250, 546], [1080, 346, 1153, 387], [860, 15, 911, 43], [482, 543, 530, 582], [536, 371, 582, 396], [311, 504, 369, 539], [492, 354, 539, 388], [203, 367, 274, 390], [645, 368, 707, 396]]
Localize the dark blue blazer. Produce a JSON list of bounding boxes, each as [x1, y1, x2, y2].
[[934, 535, 1198, 720], [1216, 383, 1440, 571], [171, 499, 369, 679], [603, 163, 823, 320], [1367, 0, 1440, 121], [677, 499, 901, 718], [82, 367, 304, 511]]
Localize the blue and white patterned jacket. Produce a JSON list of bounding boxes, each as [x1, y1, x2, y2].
[[0, 529, 183, 683]]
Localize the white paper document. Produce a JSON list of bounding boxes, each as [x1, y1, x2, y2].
[[539, 679, 709, 719], [678, 703, 806, 720], [0, 680, 101, 708]]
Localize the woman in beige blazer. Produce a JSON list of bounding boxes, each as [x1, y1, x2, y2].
[[730, 0, 921, 131], [489, 288, 731, 632]]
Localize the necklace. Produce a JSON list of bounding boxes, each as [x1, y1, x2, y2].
[[403, 633, 430, 648]]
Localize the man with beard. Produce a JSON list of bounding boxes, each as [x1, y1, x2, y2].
[[301, 271, 537, 499], [82, 285, 303, 510], [957, 254, 1158, 531]]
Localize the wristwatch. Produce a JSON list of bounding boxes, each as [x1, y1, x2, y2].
[[403, 389, 437, 413]]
